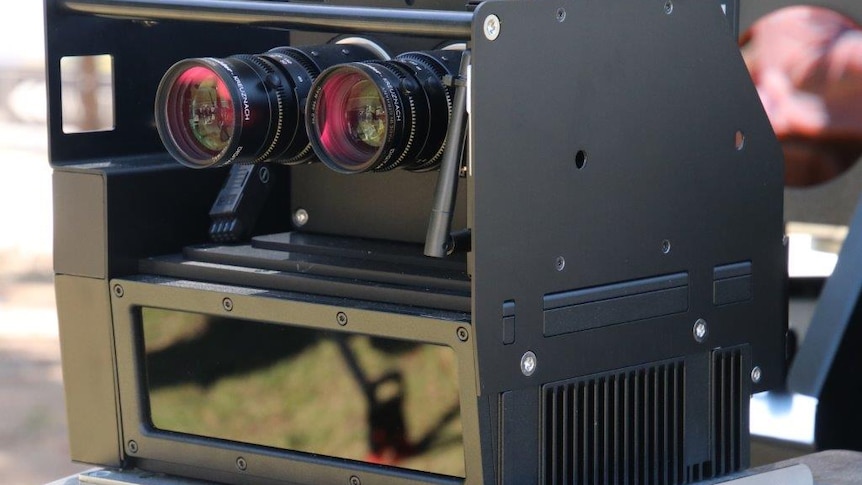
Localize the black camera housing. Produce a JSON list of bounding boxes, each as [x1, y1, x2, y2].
[[46, 0, 786, 483]]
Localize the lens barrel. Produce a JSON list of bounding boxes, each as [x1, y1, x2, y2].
[[306, 50, 461, 174], [155, 44, 379, 169]]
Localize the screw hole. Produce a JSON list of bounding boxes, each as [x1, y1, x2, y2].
[[734, 130, 745, 151], [664, 0, 673, 14], [661, 239, 671, 254], [556, 8, 566, 22], [575, 150, 587, 169]]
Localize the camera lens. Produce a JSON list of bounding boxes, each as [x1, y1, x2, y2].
[[155, 44, 380, 169], [307, 50, 461, 174]]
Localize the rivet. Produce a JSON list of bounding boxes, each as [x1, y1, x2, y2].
[[521, 351, 537, 376], [693, 319, 708, 343], [556, 8, 566, 22], [555, 256, 566, 271], [751, 366, 763, 383], [293, 208, 309, 227]]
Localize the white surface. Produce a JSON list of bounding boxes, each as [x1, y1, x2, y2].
[[750, 392, 818, 446], [787, 233, 839, 278]]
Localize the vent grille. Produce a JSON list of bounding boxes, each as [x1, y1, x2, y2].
[[712, 348, 746, 477], [542, 360, 686, 485]]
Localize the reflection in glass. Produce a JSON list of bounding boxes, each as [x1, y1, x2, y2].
[[140, 308, 465, 477]]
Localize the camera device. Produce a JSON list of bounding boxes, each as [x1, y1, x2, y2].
[[46, 0, 787, 483]]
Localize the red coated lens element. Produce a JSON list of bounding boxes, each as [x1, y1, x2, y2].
[[313, 69, 388, 172], [163, 65, 236, 164]]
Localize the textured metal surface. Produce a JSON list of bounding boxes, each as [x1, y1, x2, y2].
[[469, 0, 785, 396]]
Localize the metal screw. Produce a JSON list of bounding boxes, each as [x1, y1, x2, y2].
[[693, 318, 708, 343], [661, 239, 671, 254], [556, 8, 566, 22], [664, 0, 673, 14], [336, 312, 348, 326], [782, 235, 789, 247], [113, 284, 124, 298], [751, 366, 762, 384], [222, 297, 233, 312], [457, 327, 469, 342], [258, 166, 270, 184], [236, 457, 247, 471], [349, 476, 361, 485], [127, 440, 138, 454], [293, 208, 309, 227], [555, 256, 566, 271], [483, 14, 501, 41], [520, 351, 537, 376]]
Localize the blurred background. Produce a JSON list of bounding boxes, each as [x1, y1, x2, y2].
[[0, 2, 92, 484]]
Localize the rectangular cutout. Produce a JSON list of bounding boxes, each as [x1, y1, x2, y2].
[[60, 54, 114, 133], [713, 262, 752, 306], [543, 273, 689, 337]]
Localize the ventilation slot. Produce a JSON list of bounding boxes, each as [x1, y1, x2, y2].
[[542, 360, 685, 485], [711, 348, 746, 476]]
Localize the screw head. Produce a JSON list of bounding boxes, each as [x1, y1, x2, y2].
[[127, 440, 138, 454], [236, 456, 247, 471], [555, 256, 566, 271], [556, 8, 566, 22], [520, 351, 537, 376], [457, 327, 469, 342], [258, 166, 270, 184], [113, 284, 124, 298], [222, 297, 233, 312], [336, 312, 348, 326], [661, 239, 671, 254], [483, 14, 501, 41], [293, 208, 309, 227], [693, 319, 708, 343], [664, 0, 673, 14], [349, 476, 361, 485], [751, 366, 763, 384]]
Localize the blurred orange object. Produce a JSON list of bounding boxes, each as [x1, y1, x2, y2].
[[743, 6, 862, 186]]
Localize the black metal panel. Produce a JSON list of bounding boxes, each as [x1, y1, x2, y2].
[[470, 0, 785, 396], [45, 2, 288, 164]]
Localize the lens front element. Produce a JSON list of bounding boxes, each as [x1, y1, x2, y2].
[[315, 69, 389, 171], [155, 45, 381, 169], [307, 51, 461, 174], [169, 66, 235, 157]]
